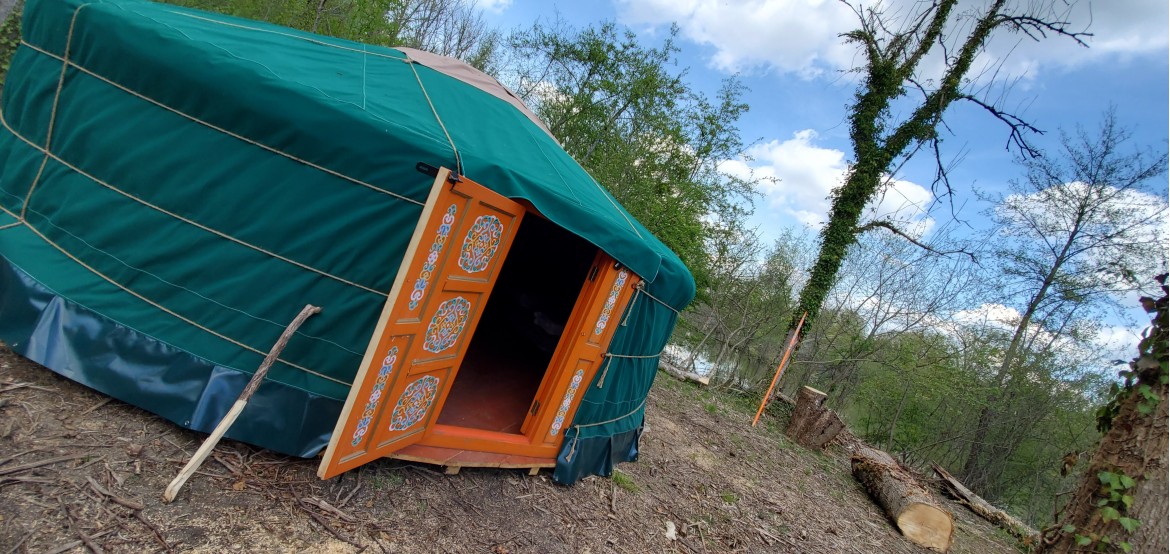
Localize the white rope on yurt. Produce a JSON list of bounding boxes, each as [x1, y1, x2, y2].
[[20, 3, 88, 221], [405, 58, 464, 177], [16, 41, 425, 208], [0, 203, 350, 386], [0, 108, 387, 298], [563, 396, 648, 463]]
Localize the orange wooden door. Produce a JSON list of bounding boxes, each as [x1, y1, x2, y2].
[[525, 255, 640, 442], [318, 168, 525, 479]]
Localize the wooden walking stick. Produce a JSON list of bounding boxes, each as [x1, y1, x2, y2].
[[751, 312, 806, 427], [164, 304, 321, 503]]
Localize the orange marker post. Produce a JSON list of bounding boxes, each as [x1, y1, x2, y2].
[[751, 312, 806, 427]]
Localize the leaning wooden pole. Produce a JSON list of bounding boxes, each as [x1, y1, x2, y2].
[[752, 312, 806, 426], [163, 304, 322, 503]]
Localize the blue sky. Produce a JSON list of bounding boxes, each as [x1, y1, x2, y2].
[[480, 0, 1168, 348], [480, 0, 1169, 241]]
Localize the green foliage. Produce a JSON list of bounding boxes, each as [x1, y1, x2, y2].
[[1098, 274, 1170, 433], [1061, 470, 1140, 553], [504, 21, 758, 291], [159, 0, 499, 69], [611, 470, 639, 493], [0, 7, 21, 81]]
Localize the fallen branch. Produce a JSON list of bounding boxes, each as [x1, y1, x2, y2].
[[932, 462, 1037, 543], [163, 304, 321, 502], [43, 529, 115, 554], [302, 496, 356, 522], [87, 476, 146, 511], [0, 453, 88, 477], [660, 362, 710, 386]]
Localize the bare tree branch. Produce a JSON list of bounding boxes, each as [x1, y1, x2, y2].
[[856, 219, 978, 262]]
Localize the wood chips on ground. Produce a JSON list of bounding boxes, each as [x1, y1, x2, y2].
[[0, 344, 1021, 553]]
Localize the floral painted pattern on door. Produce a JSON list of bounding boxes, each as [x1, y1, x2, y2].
[[458, 215, 504, 273], [423, 296, 471, 353], [594, 269, 629, 335], [389, 376, 440, 431], [549, 369, 585, 436], [409, 204, 458, 310], [350, 346, 399, 446]]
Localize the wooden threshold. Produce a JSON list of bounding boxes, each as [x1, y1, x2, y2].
[[390, 443, 555, 476]]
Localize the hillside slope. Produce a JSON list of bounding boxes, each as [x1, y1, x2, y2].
[[0, 344, 1021, 553]]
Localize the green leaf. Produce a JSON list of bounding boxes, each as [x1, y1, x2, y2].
[[1075, 534, 1093, 546], [1096, 498, 1110, 507], [1062, 524, 1077, 533], [1101, 506, 1121, 522], [1118, 517, 1140, 533], [1121, 494, 1134, 508], [1099, 471, 1118, 487], [1136, 403, 1153, 414], [1120, 541, 1133, 553], [1119, 474, 1136, 489]]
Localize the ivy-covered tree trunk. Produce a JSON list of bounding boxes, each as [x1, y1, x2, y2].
[[1040, 278, 1169, 553], [788, 0, 1082, 335]]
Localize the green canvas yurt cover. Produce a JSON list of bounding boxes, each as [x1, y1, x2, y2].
[[0, 0, 695, 483]]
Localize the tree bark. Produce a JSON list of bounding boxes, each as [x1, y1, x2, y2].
[[785, 386, 846, 449], [1039, 282, 1169, 553], [852, 445, 954, 551], [1039, 378, 1168, 553]]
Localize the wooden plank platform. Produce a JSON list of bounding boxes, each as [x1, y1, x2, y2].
[[390, 443, 556, 476]]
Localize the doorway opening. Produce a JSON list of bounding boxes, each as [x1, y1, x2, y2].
[[437, 214, 596, 434]]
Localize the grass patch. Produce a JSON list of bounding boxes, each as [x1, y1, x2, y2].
[[371, 470, 405, 490], [612, 470, 639, 493], [720, 491, 739, 504]]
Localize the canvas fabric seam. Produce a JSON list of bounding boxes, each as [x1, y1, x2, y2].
[[0, 104, 387, 298], [171, 10, 409, 62], [17, 40, 425, 208], [0, 203, 351, 387]]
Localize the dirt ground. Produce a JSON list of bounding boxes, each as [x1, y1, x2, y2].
[[0, 343, 1023, 553]]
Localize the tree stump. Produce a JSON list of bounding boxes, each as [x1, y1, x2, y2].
[[784, 386, 845, 449], [852, 446, 954, 551]]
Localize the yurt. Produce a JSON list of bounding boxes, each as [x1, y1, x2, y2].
[[0, 0, 695, 483]]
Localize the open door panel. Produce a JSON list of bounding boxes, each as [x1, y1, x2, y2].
[[318, 167, 526, 479]]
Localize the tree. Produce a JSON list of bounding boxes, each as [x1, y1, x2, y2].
[[961, 113, 1169, 491], [503, 22, 758, 290], [790, 0, 1088, 335], [161, 0, 500, 70], [1039, 275, 1168, 553]]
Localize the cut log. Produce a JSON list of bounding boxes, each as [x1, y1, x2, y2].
[[852, 445, 954, 551], [931, 462, 1036, 543], [784, 386, 845, 449]]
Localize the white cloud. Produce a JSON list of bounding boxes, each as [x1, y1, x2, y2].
[[1094, 325, 1141, 362], [476, 0, 512, 13], [724, 129, 934, 232], [615, 0, 857, 76], [953, 303, 1022, 329], [616, 0, 1169, 80]]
